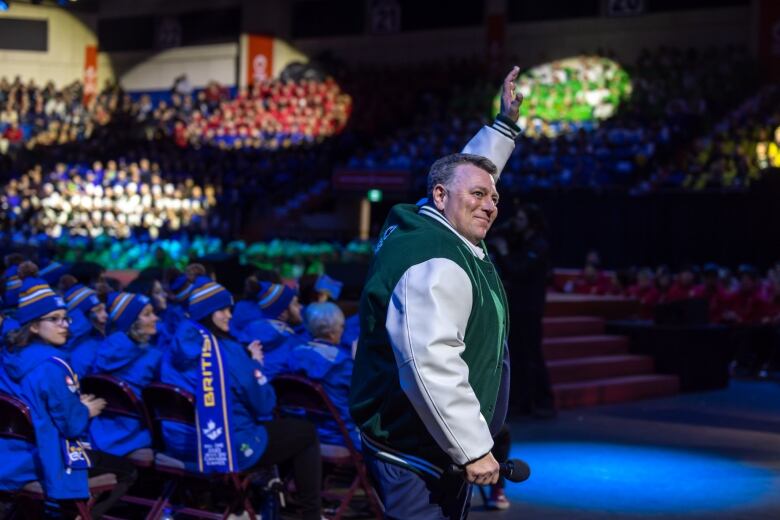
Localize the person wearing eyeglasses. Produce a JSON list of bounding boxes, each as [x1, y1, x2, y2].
[[0, 261, 136, 518], [88, 290, 161, 458]]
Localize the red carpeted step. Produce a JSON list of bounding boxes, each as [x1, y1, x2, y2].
[[553, 374, 680, 409], [547, 354, 655, 384], [543, 335, 629, 360], [543, 316, 605, 338], [545, 294, 640, 319]]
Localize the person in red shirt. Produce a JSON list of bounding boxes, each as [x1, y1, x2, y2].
[[626, 268, 660, 319], [667, 264, 700, 302], [655, 265, 673, 303], [691, 263, 732, 323], [727, 265, 778, 377]]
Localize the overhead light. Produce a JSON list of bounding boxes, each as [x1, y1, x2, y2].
[[0, 1, 9, 12]]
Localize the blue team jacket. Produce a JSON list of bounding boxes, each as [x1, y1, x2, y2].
[[230, 300, 264, 333], [154, 304, 187, 352], [232, 317, 300, 380], [286, 338, 360, 448], [0, 355, 38, 491], [62, 309, 103, 377], [88, 331, 161, 456], [1, 342, 90, 499], [160, 319, 276, 471]]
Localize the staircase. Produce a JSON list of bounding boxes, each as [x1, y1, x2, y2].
[[543, 296, 679, 409]]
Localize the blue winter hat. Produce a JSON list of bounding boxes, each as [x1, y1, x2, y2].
[[257, 282, 296, 319], [314, 274, 343, 301], [38, 260, 68, 286], [107, 291, 151, 333], [16, 277, 67, 326], [3, 265, 22, 309], [169, 273, 194, 303], [64, 283, 101, 315], [188, 276, 233, 321]]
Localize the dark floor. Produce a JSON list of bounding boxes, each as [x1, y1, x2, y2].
[[471, 379, 780, 519]]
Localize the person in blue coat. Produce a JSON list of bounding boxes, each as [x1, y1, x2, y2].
[[286, 302, 360, 449], [231, 279, 304, 380], [0, 313, 38, 493], [1, 262, 136, 517], [125, 276, 172, 351], [89, 291, 161, 457], [59, 275, 108, 376], [160, 276, 323, 520]]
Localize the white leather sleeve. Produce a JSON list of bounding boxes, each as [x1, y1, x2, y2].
[[386, 258, 494, 465], [461, 124, 517, 183]]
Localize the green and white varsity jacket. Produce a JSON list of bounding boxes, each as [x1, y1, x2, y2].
[[349, 118, 518, 475]]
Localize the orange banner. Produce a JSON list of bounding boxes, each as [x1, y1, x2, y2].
[[83, 45, 98, 104], [246, 35, 274, 87]]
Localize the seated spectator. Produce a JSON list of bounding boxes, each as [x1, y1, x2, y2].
[[1, 262, 136, 515], [159, 276, 322, 519], [723, 265, 775, 325], [89, 292, 161, 457], [666, 264, 700, 302], [58, 275, 108, 376], [569, 262, 617, 295], [655, 265, 673, 302], [691, 263, 732, 323], [626, 268, 660, 319], [285, 302, 360, 448], [232, 280, 303, 380]]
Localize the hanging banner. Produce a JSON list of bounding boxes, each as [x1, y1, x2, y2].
[[759, 0, 780, 81], [246, 34, 274, 87], [83, 45, 98, 104]]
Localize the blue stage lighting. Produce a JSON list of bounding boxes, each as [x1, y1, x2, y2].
[[507, 441, 780, 515], [0, 1, 9, 12]]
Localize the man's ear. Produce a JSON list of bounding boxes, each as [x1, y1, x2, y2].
[[432, 184, 447, 211]]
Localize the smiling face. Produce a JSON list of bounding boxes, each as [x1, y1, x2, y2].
[[135, 304, 159, 337], [433, 164, 499, 245]]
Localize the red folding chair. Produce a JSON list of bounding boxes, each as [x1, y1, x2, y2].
[[271, 374, 383, 520], [80, 374, 164, 518], [0, 392, 118, 520], [141, 382, 260, 520]]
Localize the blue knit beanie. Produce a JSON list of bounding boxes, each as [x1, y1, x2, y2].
[[188, 276, 233, 321], [16, 277, 67, 326], [38, 260, 68, 286], [257, 282, 296, 320], [169, 273, 194, 303], [3, 265, 22, 308], [64, 283, 101, 315], [107, 292, 151, 333]]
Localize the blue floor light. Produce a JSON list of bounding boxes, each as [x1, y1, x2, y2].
[[508, 441, 779, 515]]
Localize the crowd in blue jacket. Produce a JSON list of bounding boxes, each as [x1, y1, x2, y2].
[[0, 260, 358, 512]]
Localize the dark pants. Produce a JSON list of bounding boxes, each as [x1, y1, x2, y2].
[[364, 451, 471, 520], [256, 418, 322, 520], [509, 311, 555, 414], [491, 425, 511, 488], [79, 449, 138, 519]]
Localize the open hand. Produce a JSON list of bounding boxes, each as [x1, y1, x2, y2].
[[500, 66, 523, 123], [248, 340, 264, 364]]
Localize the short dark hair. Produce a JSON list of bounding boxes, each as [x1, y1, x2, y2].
[[427, 153, 497, 199]]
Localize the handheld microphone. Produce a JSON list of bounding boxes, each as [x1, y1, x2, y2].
[[448, 458, 531, 483]]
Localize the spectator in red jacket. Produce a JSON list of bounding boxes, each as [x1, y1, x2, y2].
[[570, 263, 617, 295], [692, 263, 732, 323], [723, 265, 775, 324], [667, 264, 700, 302], [655, 265, 673, 303], [626, 268, 660, 319]]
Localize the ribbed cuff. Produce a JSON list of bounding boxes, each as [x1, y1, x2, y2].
[[493, 114, 521, 140]]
